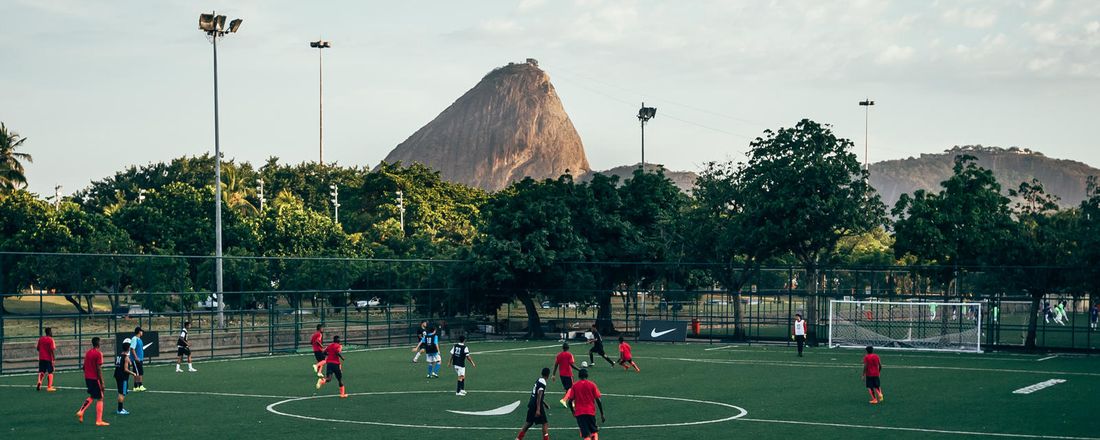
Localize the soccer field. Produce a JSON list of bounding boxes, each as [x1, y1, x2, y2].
[[1, 341, 1098, 440]]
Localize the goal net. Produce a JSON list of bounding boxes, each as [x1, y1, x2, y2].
[[828, 300, 982, 352]]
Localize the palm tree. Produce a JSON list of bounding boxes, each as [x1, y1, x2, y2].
[[220, 164, 258, 216], [0, 122, 32, 195]]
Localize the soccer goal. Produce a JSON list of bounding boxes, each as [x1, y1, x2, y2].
[[828, 299, 982, 353]]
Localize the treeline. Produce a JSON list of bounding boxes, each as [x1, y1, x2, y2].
[[2, 119, 1100, 348]]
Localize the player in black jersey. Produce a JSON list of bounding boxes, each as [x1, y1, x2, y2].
[[448, 335, 477, 396], [587, 325, 615, 367], [114, 339, 137, 415], [411, 321, 428, 363], [414, 326, 441, 378], [175, 321, 196, 373], [515, 367, 551, 440]]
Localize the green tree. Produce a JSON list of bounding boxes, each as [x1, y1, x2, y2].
[[735, 119, 885, 336], [0, 123, 33, 195]]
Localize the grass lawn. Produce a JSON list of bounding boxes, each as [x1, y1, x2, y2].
[[1, 341, 1097, 439]]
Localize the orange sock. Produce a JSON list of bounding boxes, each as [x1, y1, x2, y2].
[[95, 400, 104, 422], [48, 374, 54, 387], [517, 431, 526, 440], [339, 386, 346, 394], [79, 397, 93, 413]]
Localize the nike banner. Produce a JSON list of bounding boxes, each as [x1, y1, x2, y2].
[[639, 320, 688, 342], [116, 331, 159, 358]]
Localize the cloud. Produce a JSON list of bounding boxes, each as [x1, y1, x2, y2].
[[876, 45, 915, 65], [1088, 21, 1100, 35], [941, 8, 997, 29]]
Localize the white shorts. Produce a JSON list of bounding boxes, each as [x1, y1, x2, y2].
[[427, 353, 441, 363], [454, 366, 466, 376]]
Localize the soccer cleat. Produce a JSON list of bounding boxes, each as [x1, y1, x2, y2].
[[116, 409, 130, 415], [316, 378, 325, 389], [427, 374, 432, 379], [312, 364, 319, 374], [47, 387, 57, 392], [457, 390, 467, 396], [877, 393, 884, 402], [188, 367, 198, 372], [340, 393, 348, 398], [176, 367, 183, 373], [135, 386, 146, 392], [96, 420, 110, 426], [432, 373, 439, 378], [870, 399, 879, 404], [317, 371, 324, 378], [76, 411, 84, 423], [559, 398, 568, 408]]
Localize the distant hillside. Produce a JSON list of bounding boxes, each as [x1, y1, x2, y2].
[[870, 146, 1100, 207], [581, 164, 697, 193]]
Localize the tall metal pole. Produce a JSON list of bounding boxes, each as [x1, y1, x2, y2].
[[641, 113, 645, 171], [212, 27, 225, 329], [859, 99, 875, 172], [318, 44, 324, 164]]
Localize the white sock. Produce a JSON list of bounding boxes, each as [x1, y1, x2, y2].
[[413, 353, 421, 361]]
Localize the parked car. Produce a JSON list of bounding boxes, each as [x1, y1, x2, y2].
[[355, 297, 381, 311], [198, 295, 220, 310], [113, 304, 152, 318]]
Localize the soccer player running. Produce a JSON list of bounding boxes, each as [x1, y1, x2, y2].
[[586, 324, 615, 367], [130, 327, 147, 391], [565, 368, 605, 440], [616, 336, 639, 372], [412, 320, 428, 363], [175, 321, 197, 373], [448, 335, 477, 396], [551, 343, 580, 407], [315, 335, 347, 398], [862, 345, 884, 404], [36, 327, 57, 392], [311, 324, 326, 377], [515, 367, 551, 440], [76, 337, 108, 426], [792, 313, 808, 357], [113, 339, 138, 415]]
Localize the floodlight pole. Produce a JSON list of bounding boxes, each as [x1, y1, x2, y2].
[[859, 99, 875, 173], [199, 10, 242, 329], [311, 40, 330, 164], [637, 103, 656, 172], [396, 190, 406, 236]]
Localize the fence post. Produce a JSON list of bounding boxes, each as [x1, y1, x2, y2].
[[0, 305, 5, 374], [239, 307, 244, 358]]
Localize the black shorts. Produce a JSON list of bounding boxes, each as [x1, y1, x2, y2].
[[114, 374, 129, 396], [575, 414, 599, 437], [560, 375, 573, 391], [325, 363, 343, 380], [133, 360, 144, 375], [526, 404, 548, 424], [314, 351, 326, 362], [618, 357, 632, 364], [590, 344, 605, 355], [38, 360, 54, 373], [85, 378, 103, 399], [866, 376, 881, 389], [177, 346, 191, 357]]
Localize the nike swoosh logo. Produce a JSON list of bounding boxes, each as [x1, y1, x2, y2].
[[651, 328, 676, 338], [446, 400, 521, 416], [144, 343, 154, 350]]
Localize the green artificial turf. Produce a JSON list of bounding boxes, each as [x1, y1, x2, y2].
[[1, 341, 1097, 439]]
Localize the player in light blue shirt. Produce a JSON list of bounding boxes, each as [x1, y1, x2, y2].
[[129, 327, 146, 391]]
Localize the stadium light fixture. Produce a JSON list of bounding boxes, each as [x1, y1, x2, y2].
[[197, 10, 243, 329], [310, 39, 332, 164], [330, 184, 340, 224], [637, 103, 657, 172]]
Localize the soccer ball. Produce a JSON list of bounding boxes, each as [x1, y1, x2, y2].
[[581, 361, 589, 368]]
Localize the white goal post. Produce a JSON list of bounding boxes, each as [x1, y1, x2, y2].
[[828, 299, 982, 353]]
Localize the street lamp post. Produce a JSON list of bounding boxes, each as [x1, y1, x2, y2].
[[637, 103, 657, 171], [53, 185, 62, 209], [330, 184, 340, 224], [310, 40, 331, 164], [396, 190, 406, 235], [198, 11, 242, 329], [859, 99, 875, 172]]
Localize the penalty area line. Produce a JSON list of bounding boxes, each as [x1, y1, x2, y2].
[[737, 417, 1100, 440], [474, 344, 560, 355], [0, 383, 293, 399]]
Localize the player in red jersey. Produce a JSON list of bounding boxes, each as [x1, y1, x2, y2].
[[36, 327, 57, 391], [615, 336, 639, 372], [551, 343, 580, 407], [316, 335, 347, 398], [76, 337, 109, 426], [310, 324, 326, 377], [862, 345, 884, 404], [565, 369, 605, 440]]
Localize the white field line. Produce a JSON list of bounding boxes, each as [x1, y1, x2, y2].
[[1037, 355, 1058, 362], [0, 383, 291, 399], [703, 345, 738, 351], [1012, 379, 1067, 394], [737, 417, 1100, 440], [473, 344, 560, 355]]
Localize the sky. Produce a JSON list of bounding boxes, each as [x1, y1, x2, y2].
[[2, 0, 1099, 197]]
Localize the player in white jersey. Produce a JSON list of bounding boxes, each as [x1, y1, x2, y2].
[[792, 313, 809, 357], [448, 335, 476, 396], [175, 321, 196, 372]]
